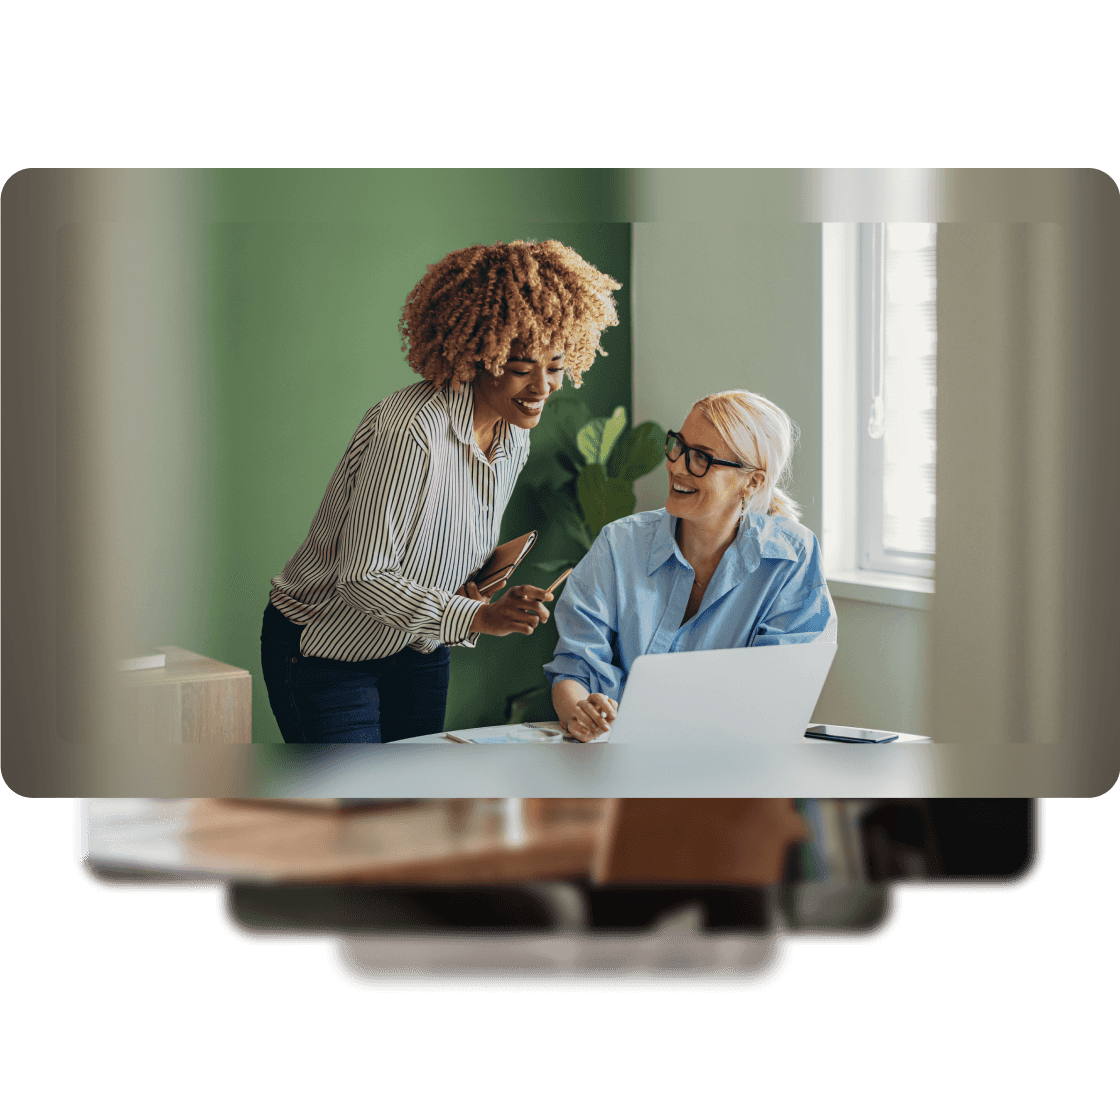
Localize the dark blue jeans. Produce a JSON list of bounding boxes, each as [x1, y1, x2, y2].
[[260, 603, 450, 744]]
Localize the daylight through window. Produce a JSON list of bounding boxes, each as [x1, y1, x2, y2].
[[859, 223, 937, 578]]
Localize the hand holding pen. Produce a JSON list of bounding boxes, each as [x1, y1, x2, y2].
[[466, 566, 573, 638]]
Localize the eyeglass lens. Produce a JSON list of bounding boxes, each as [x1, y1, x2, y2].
[[665, 433, 711, 477]]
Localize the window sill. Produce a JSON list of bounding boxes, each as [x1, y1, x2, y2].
[[827, 569, 934, 611]]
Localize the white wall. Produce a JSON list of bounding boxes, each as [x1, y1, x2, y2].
[[631, 223, 823, 536], [631, 221, 931, 735]]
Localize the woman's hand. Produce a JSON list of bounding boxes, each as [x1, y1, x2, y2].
[[552, 679, 618, 742], [469, 585, 553, 637], [564, 694, 618, 742], [457, 579, 505, 604]]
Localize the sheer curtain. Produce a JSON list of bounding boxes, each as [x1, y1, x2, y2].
[[932, 212, 1118, 791]]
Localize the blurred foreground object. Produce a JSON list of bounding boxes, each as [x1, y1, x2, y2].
[[592, 798, 808, 885]]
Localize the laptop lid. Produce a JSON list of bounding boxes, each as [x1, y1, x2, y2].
[[608, 643, 837, 744]]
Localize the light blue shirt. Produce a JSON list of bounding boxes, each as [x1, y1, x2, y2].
[[543, 508, 837, 701]]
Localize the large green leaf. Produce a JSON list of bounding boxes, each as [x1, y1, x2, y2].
[[608, 419, 667, 482], [521, 454, 576, 492], [563, 514, 594, 553], [576, 406, 628, 466], [548, 395, 594, 472], [536, 485, 593, 552], [600, 406, 628, 463], [576, 462, 638, 538], [575, 418, 606, 465]]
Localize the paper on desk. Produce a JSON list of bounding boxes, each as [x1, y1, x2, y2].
[[522, 720, 609, 745], [444, 727, 563, 745]]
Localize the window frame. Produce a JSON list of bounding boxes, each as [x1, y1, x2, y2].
[[856, 222, 936, 580]]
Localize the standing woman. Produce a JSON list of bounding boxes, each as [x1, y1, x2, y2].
[[262, 240, 621, 743]]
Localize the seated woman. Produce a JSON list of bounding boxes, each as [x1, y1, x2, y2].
[[544, 389, 837, 742]]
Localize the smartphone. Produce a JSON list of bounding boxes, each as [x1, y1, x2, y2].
[[805, 724, 899, 744]]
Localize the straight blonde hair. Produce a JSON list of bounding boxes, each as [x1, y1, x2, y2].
[[691, 390, 802, 521]]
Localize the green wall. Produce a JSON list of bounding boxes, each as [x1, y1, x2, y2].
[[201, 172, 631, 741]]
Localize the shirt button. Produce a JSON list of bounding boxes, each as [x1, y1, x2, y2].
[[291, 656, 299, 664]]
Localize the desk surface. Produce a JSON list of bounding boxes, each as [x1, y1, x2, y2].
[[257, 723, 936, 799], [75, 737, 1077, 797], [408, 721, 932, 747], [86, 798, 605, 884]]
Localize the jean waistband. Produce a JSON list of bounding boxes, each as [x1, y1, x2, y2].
[[262, 600, 305, 643], [262, 600, 450, 665]]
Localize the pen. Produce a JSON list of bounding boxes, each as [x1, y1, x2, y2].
[[544, 567, 574, 596]]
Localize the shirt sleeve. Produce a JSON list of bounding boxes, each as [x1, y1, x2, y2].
[[542, 533, 625, 701], [334, 420, 484, 646], [753, 535, 838, 645]]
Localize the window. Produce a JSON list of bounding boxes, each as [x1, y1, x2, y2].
[[858, 223, 937, 579], [821, 223, 937, 605]]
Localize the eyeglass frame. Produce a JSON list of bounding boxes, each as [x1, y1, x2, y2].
[[664, 429, 762, 478]]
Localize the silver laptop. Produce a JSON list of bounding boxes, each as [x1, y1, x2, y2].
[[608, 643, 837, 744]]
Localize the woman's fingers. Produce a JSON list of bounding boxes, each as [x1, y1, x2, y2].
[[510, 585, 553, 623], [477, 578, 505, 604], [512, 584, 553, 602], [574, 697, 612, 734], [470, 586, 557, 636], [584, 695, 616, 729], [506, 586, 550, 625], [565, 713, 595, 742], [588, 693, 618, 722], [461, 578, 507, 604], [503, 597, 536, 634]]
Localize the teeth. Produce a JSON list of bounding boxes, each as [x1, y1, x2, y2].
[[673, 485, 697, 493], [514, 399, 543, 411]]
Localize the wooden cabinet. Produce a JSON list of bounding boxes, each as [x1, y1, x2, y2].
[[116, 646, 251, 743]]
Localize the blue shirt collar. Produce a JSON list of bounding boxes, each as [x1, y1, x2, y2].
[[645, 508, 800, 582]]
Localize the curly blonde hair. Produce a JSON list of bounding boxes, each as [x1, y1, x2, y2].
[[399, 240, 621, 389]]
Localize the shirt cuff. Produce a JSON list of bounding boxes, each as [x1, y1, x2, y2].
[[543, 670, 585, 689], [544, 667, 605, 698], [440, 595, 485, 646]]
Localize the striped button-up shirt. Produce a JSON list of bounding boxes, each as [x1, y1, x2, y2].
[[270, 380, 530, 661]]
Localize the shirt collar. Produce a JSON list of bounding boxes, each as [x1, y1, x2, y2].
[[646, 510, 681, 575], [446, 381, 512, 461], [645, 508, 800, 580], [744, 510, 802, 564], [447, 382, 476, 446]]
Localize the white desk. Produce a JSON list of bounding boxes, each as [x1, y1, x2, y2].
[[79, 738, 1077, 797], [412, 721, 932, 748], [247, 722, 939, 799]]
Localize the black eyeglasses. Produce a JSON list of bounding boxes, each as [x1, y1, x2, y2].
[[665, 430, 759, 478]]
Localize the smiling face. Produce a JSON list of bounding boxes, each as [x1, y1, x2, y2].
[[665, 408, 761, 528], [472, 347, 566, 432]]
